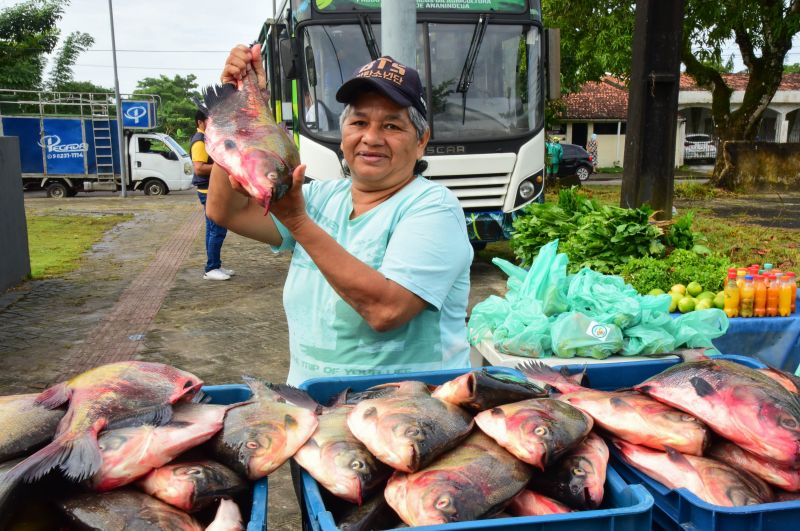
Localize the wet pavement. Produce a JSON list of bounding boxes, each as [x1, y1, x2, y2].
[[0, 189, 507, 530]]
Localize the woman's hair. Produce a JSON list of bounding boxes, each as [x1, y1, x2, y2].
[[338, 101, 430, 175]]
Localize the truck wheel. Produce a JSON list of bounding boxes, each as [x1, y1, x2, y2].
[[143, 179, 167, 196], [46, 182, 69, 199]]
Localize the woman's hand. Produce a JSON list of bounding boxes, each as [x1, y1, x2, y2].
[[269, 164, 310, 233], [221, 43, 266, 90]]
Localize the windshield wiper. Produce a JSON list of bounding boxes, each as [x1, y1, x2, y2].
[[456, 14, 489, 124], [358, 14, 381, 60]]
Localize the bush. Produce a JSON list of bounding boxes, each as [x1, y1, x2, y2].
[[619, 249, 733, 294]]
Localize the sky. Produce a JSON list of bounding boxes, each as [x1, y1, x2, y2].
[[0, 0, 278, 93], [1, 0, 799, 95]]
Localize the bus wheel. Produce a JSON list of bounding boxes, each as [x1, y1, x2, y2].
[[143, 179, 167, 196], [46, 182, 69, 199]]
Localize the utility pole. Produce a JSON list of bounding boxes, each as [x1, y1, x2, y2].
[[108, 0, 127, 198], [620, 0, 685, 219], [381, 0, 416, 68]]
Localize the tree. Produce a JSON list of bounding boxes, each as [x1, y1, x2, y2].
[[48, 30, 94, 89], [543, 0, 800, 185], [134, 74, 201, 145], [0, 0, 65, 89]]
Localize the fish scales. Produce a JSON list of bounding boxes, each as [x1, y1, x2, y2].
[[384, 431, 533, 526], [346, 380, 474, 473], [634, 359, 800, 467], [0, 393, 65, 462]]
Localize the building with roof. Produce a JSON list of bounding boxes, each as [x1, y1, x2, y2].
[[557, 73, 800, 168]]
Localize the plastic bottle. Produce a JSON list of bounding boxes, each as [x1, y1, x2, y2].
[[779, 274, 793, 317], [766, 274, 780, 317], [739, 276, 754, 317], [724, 272, 740, 318], [753, 274, 767, 317], [736, 269, 747, 290], [789, 272, 797, 314], [764, 263, 774, 274]]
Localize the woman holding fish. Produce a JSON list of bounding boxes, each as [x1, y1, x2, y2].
[[207, 45, 473, 386]]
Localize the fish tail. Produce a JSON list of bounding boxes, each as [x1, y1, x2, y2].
[[4, 431, 102, 484]]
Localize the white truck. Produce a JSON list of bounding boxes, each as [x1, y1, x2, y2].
[[0, 89, 193, 198]]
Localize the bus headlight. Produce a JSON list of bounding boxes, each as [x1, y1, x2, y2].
[[184, 162, 192, 175], [519, 180, 536, 200]]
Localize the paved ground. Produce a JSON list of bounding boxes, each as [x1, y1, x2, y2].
[[0, 189, 507, 530]]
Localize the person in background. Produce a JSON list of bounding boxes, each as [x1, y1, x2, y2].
[[586, 133, 599, 172], [208, 48, 473, 386], [191, 109, 234, 281], [546, 135, 564, 179]]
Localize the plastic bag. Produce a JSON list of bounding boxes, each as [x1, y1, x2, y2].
[[494, 317, 553, 358], [550, 312, 624, 359], [671, 308, 729, 350], [468, 295, 511, 345], [622, 324, 677, 355], [566, 269, 641, 329]]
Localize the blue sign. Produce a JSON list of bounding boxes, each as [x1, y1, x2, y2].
[[41, 119, 87, 174], [1, 117, 45, 173], [121, 100, 155, 128]]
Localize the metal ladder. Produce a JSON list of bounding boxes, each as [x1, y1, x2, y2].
[[90, 100, 116, 185]]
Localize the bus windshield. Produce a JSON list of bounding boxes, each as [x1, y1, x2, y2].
[[300, 22, 541, 142]]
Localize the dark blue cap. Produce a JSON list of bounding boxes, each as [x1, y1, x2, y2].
[[336, 56, 427, 118]]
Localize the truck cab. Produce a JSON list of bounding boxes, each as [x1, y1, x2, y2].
[[130, 133, 193, 195]]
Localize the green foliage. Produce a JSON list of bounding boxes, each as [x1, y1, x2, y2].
[[48, 30, 93, 89], [511, 187, 670, 274], [133, 74, 200, 145], [786, 63, 800, 74], [619, 249, 733, 295], [674, 182, 719, 200], [0, 0, 65, 89], [664, 211, 697, 250]]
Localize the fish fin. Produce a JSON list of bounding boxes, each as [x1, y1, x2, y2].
[[516, 360, 577, 392], [201, 83, 239, 112], [241, 375, 267, 398], [689, 377, 716, 397], [608, 396, 638, 411], [191, 390, 211, 404], [105, 404, 174, 430], [284, 414, 298, 430], [329, 388, 350, 407], [4, 431, 102, 483], [266, 383, 321, 412], [36, 381, 70, 409], [561, 365, 588, 387]]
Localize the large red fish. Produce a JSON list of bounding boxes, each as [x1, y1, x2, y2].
[[199, 44, 299, 213], [4, 361, 203, 484]]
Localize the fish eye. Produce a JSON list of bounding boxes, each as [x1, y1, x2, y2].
[[246, 441, 260, 450], [572, 467, 586, 477], [780, 416, 798, 429], [350, 459, 365, 471], [435, 496, 451, 509], [405, 426, 421, 438], [534, 426, 549, 436], [188, 467, 204, 476]]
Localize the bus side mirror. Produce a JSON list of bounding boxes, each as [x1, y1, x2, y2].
[[279, 36, 298, 80], [544, 28, 561, 100]]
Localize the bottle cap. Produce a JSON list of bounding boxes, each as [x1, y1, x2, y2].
[[728, 268, 737, 272], [787, 272, 796, 278], [745, 275, 753, 280], [764, 263, 773, 269], [755, 274, 763, 280], [728, 272, 737, 279]]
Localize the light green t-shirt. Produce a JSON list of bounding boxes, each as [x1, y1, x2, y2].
[[272, 176, 473, 386]]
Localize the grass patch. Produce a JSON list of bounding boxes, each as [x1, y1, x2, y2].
[[26, 213, 132, 278], [674, 181, 720, 200]]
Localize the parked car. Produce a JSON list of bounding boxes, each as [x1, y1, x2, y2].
[[558, 143, 594, 181], [684, 133, 717, 164]]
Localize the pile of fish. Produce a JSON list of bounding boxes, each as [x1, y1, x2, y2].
[[2, 353, 799, 529], [0, 360, 301, 530]]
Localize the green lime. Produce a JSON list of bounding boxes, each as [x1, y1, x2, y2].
[[713, 292, 725, 309], [669, 292, 683, 312], [648, 288, 665, 296], [671, 284, 687, 295], [678, 297, 696, 313], [698, 291, 716, 301], [687, 281, 703, 297], [695, 298, 713, 311]]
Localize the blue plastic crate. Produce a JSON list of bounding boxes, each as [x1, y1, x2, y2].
[[298, 367, 653, 531], [202, 384, 267, 531], [548, 355, 800, 531]]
